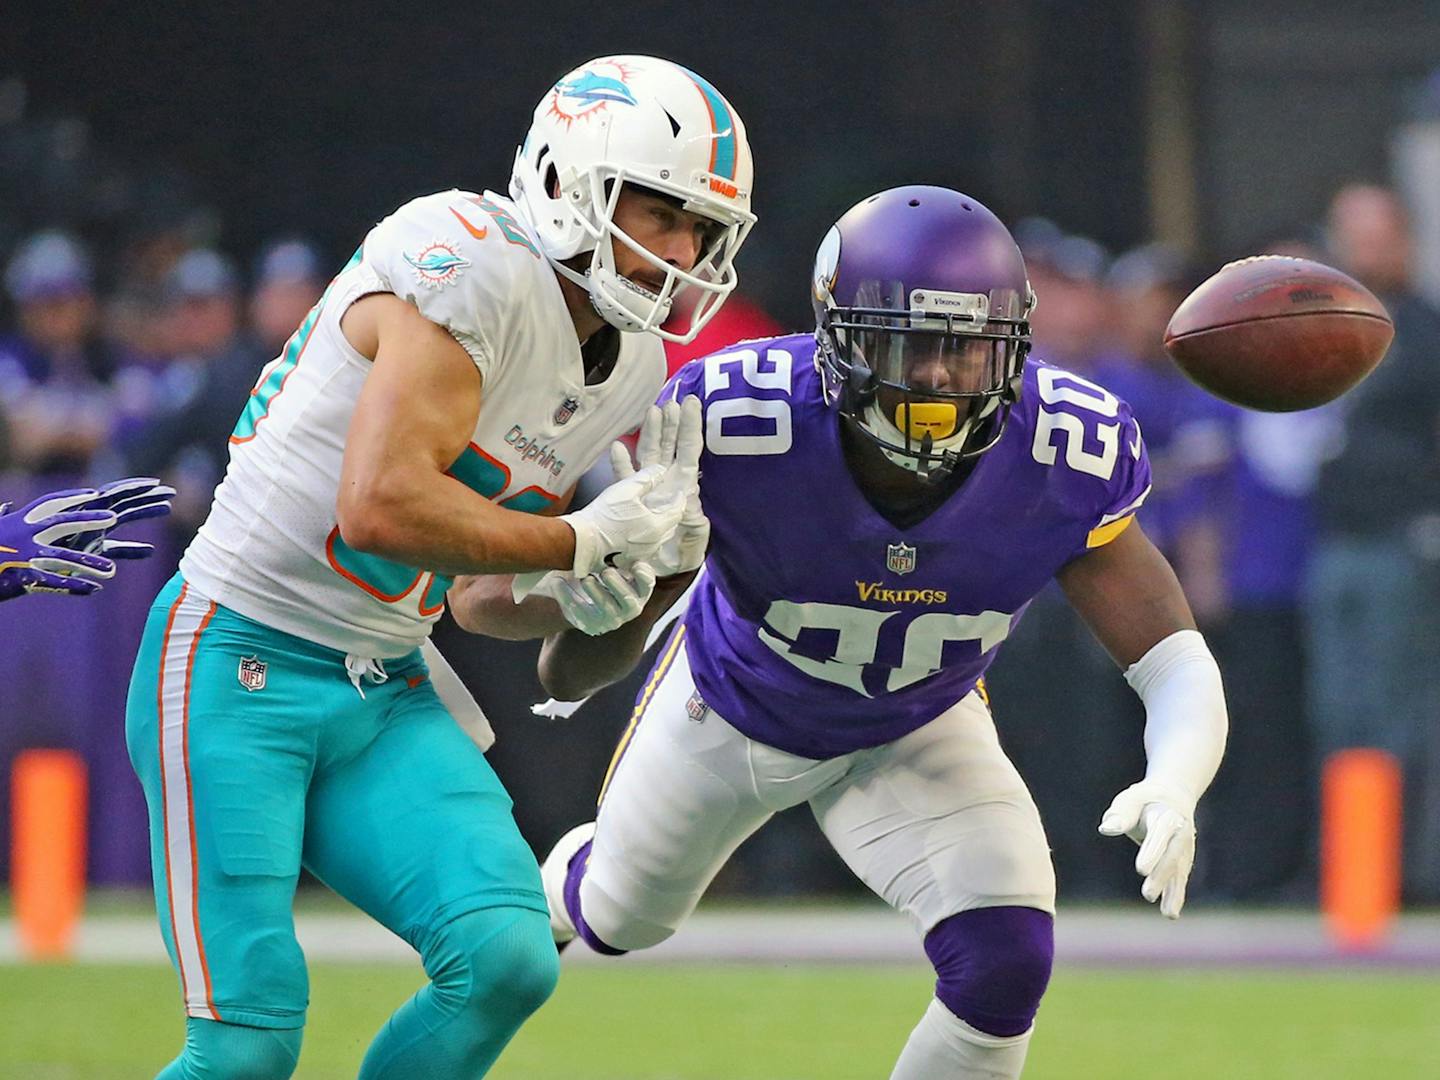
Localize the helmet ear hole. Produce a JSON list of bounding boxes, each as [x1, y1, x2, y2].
[[540, 151, 559, 198]]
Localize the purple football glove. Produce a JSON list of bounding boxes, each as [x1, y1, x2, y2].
[[77, 477, 176, 560], [0, 478, 174, 601], [0, 489, 117, 600]]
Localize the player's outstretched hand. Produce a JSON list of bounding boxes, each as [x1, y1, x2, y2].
[[560, 462, 685, 578], [608, 395, 709, 577], [530, 562, 658, 636], [1098, 778, 1197, 919], [0, 488, 121, 601], [0, 478, 176, 601], [81, 477, 176, 560]]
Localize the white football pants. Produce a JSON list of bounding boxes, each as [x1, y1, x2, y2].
[[580, 631, 1056, 950]]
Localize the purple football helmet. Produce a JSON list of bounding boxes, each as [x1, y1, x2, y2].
[[813, 186, 1034, 481]]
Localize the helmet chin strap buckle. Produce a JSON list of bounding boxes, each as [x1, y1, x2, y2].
[[915, 459, 954, 484], [912, 431, 960, 484], [914, 431, 939, 481]]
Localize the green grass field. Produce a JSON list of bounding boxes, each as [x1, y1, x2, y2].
[[3, 962, 1438, 1079]]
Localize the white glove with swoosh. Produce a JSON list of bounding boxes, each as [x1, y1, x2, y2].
[[518, 398, 701, 630], [558, 462, 684, 579]]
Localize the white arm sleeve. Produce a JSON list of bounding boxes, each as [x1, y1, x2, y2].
[[1123, 628, 1228, 804]]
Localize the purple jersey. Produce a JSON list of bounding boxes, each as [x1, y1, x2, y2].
[[662, 333, 1152, 759]]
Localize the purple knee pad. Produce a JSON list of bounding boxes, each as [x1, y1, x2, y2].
[[924, 906, 1054, 1038], [563, 839, 627, 956]]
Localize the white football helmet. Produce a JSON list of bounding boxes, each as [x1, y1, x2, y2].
[[510, 55, 756, 344]]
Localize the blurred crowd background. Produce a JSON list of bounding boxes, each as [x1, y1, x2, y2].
[[3, 1, 1440, 912]]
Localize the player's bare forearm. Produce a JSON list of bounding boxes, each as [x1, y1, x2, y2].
[[446, 486, 581, 636], [538, 570, 696, 701], [1057, 520, 1197, 668], [1173, 519, 1230, 625], [339, 466, 577, 575], [337, 292, 577, 575], [448, 573, 571, 640]]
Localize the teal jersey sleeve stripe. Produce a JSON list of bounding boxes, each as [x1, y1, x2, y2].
[[679, 66, 737, 181]]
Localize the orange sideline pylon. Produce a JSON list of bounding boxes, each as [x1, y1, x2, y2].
[[11, 749, 88, 959], [1320, 748, 1401, 951]]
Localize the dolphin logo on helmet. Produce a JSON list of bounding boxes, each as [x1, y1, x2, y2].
[[555, 71, 640, 110]]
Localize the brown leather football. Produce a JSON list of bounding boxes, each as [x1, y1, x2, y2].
[[1163, 255, 1393, 411]]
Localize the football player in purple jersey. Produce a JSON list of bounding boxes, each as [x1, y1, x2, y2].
[[528, 187, 1228, 1080], [0, 478, 173, 601]]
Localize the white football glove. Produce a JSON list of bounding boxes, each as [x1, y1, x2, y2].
[[609, 395, 708, 578], [529, 561, 658, 636], [558, 461, 685, 578], [1098, 778, 1198, 919]]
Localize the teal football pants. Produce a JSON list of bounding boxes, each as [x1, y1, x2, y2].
[[127, 575, 555, 1076]]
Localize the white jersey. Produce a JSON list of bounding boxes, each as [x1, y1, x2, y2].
[[181, 189, 667, 657]]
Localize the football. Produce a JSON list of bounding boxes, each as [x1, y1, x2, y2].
[[1163, 255, 1393, 411]]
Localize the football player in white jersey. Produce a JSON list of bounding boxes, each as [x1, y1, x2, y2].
[[124, 55, 754, 1079]]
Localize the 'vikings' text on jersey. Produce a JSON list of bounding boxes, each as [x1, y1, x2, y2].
[[665, 333, 1151, 758]]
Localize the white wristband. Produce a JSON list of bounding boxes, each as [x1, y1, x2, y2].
[[1123, 628, 1228, 804]]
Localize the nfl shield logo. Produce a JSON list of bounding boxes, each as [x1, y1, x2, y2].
[[886, 542, 917, 576], [685, 690, 709, 723], [238, 656, 268, 692], [553, 396, 580, 426]]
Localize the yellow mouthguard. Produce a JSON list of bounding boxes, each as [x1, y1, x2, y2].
[[896, 402, 958, 441]]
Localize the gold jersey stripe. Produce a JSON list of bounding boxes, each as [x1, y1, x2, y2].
[[1086, 514, 1135, 549]]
